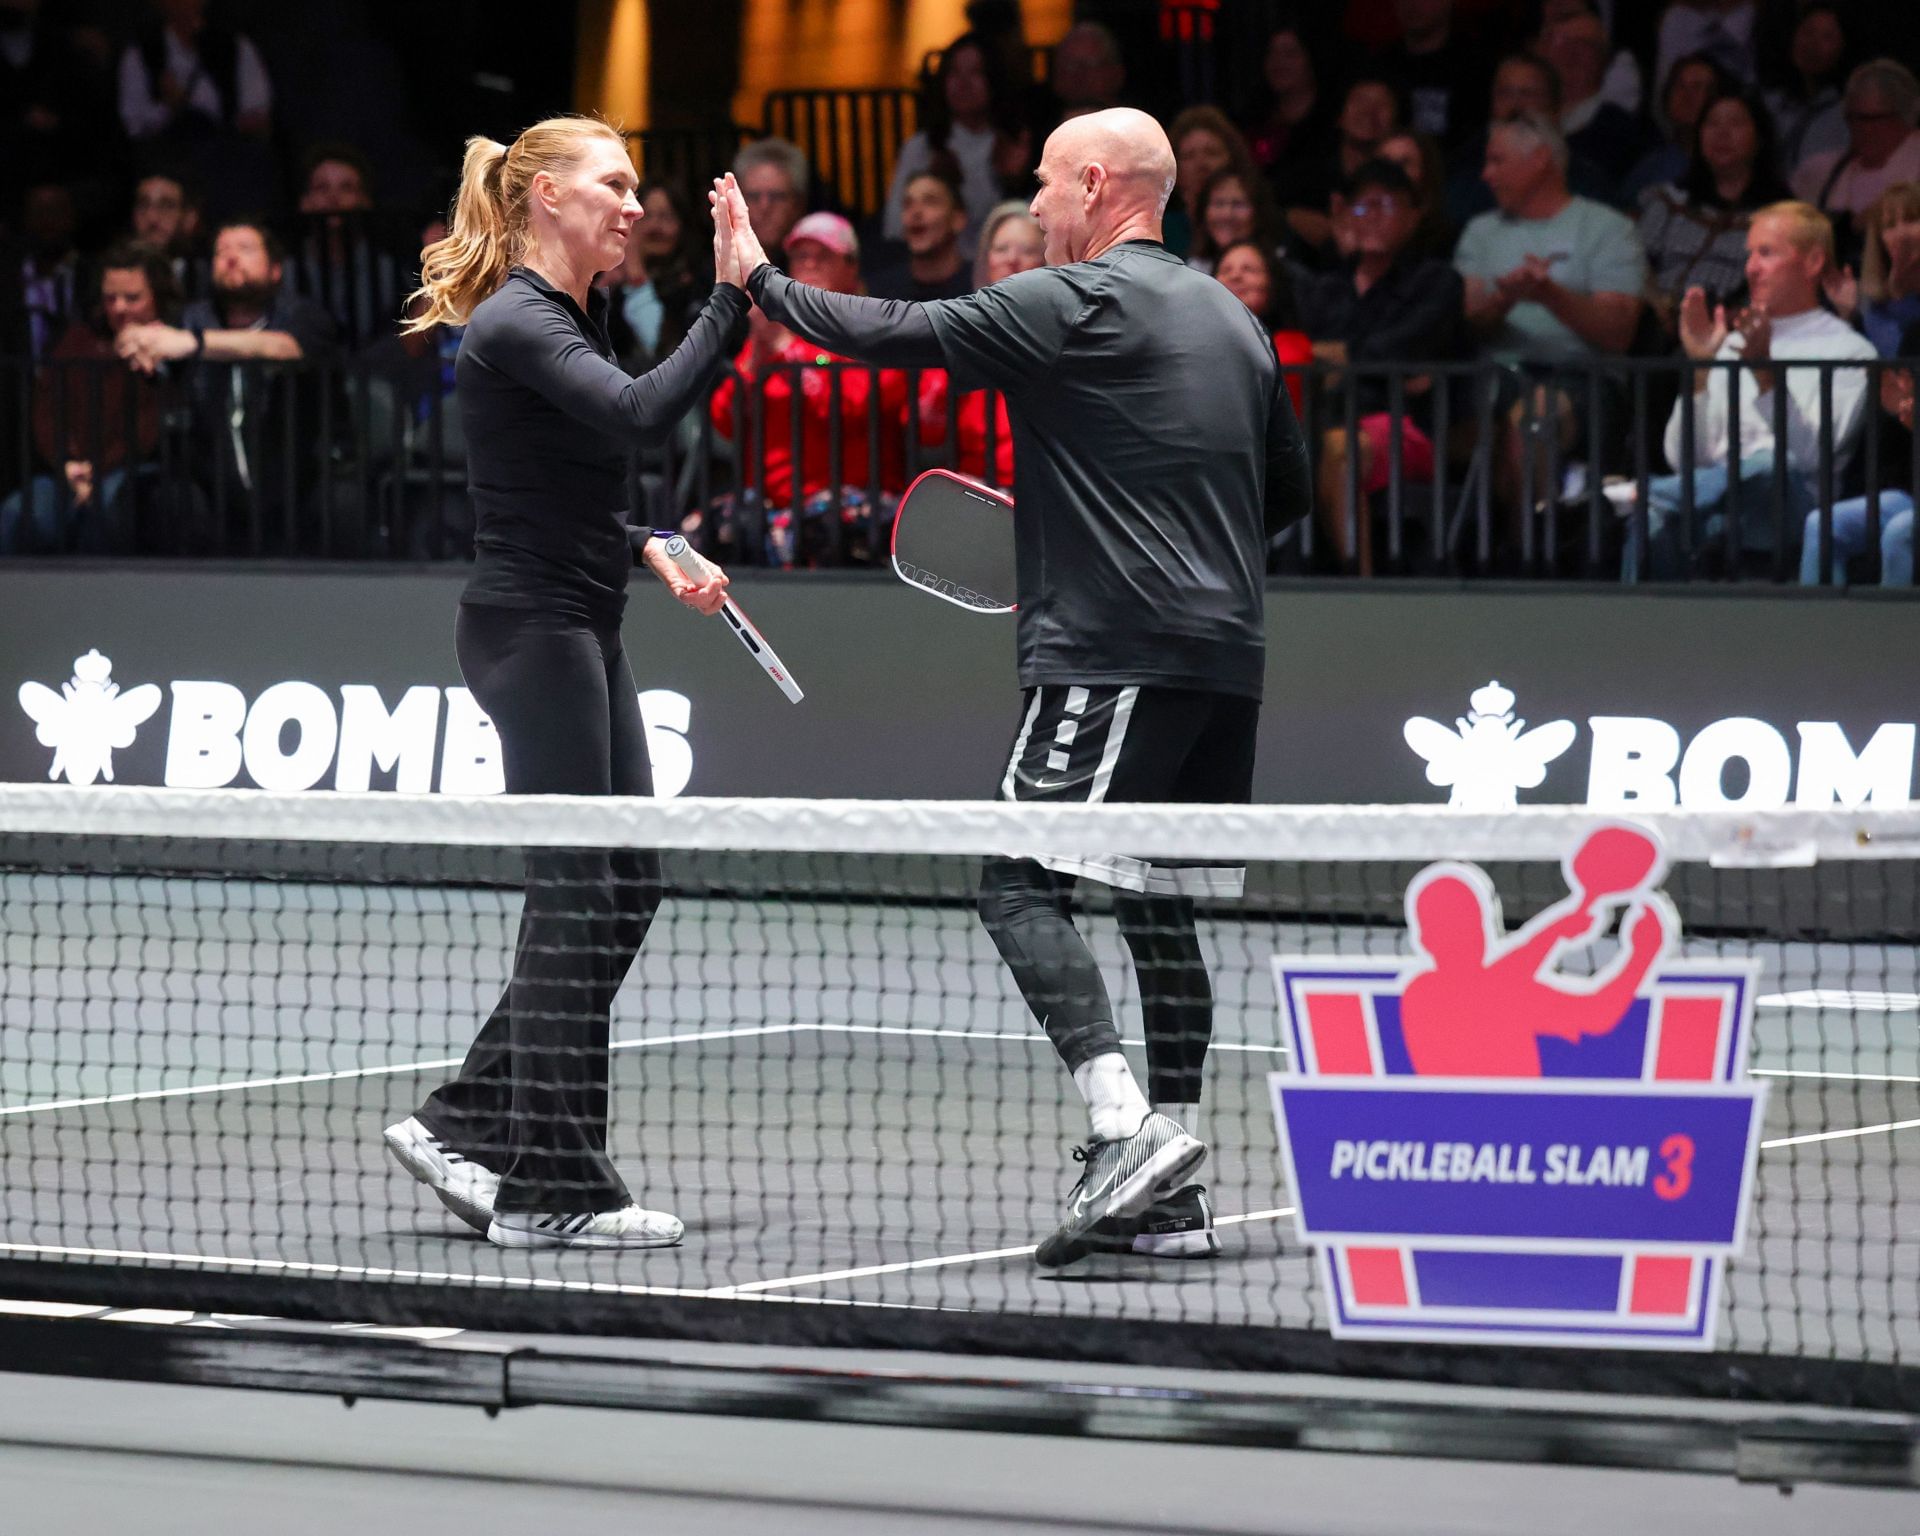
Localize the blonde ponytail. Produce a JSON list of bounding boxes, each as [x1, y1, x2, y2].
[[406, 116, 628, 333]]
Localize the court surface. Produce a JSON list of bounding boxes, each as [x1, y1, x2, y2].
[[3, 873, 1916, 1366]]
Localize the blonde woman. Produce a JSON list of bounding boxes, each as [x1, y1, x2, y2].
[[383, 116, 746, 1252], [1824, 181, 1920, 356], [971, 199, 1043, 290]]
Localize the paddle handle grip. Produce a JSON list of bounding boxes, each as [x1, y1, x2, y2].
[[661, 536, 805, 704]]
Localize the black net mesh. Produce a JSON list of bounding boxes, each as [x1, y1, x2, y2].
[[0, 791, 1916, 1408]]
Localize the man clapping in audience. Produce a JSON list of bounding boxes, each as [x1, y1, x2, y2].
[[1615, 201, 1874, 579], [1455, 113, 1645, 559]]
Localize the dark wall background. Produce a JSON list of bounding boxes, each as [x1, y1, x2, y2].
[[2, 567, 1915, 805]]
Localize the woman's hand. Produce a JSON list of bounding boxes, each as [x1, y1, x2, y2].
[[719, 175, 770, 279], [1885, 222, 1920, 293], [642, 534, 730, 615]]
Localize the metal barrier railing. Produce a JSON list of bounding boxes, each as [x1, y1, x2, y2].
[[1273, 355, 1917, 587], [761, 89, 918, 223], [2, 352, 1913, 589]]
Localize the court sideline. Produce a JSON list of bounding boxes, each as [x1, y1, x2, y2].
[[5, 1367, 1920, 1535]]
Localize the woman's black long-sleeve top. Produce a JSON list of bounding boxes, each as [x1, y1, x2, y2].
[[456, 266, 750, 622]]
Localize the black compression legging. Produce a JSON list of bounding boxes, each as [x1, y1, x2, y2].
[[978, 858, 1212, 1104], [417, 603, 661, 1214]]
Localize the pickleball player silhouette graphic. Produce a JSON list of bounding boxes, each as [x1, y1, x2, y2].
[[1400, 825, 1676, 1078]]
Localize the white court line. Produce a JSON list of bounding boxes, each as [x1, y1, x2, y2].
[[0, 1023, 811, 1118], [0, 1056, 465, 1118], [1760, 990, 1919, 1013], [1762, 1118, 1920, 1150], [0, 1022, 1281, 1117], [0, 1298, 105, 1319], [704, 1242, 1043, 1295], [705, 1207, 1298, 1297], [0, 1238, 928, 1312], [804, 1023, 1285, 1055], [1751, 1067, 1920, 1084], [0, 1238, 711, 1297]]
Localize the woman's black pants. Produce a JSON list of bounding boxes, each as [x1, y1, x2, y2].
[[415, 602, 661, 1214]]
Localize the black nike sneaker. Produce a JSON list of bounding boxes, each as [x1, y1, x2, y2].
[[1032, 1113, 1207, 1269], [1087, 1184, 1219, 1257]]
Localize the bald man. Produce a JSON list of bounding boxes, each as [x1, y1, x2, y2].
[[714, 110, 1309, 1268]]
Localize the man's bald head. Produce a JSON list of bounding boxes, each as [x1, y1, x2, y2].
[[1046, 109, 1176, 211], [1030, 108, 1176, 266]]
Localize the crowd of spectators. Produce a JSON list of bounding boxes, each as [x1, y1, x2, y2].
[[0, 0, 447, 556], [1165, 0, 1920, 583], [4, 0, 1918, 585]]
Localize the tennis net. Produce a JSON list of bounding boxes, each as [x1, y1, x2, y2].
[[1, 786, 1916, 1411]]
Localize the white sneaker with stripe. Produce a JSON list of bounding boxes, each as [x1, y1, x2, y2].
[[487, 1203, 685, 1250], [383, 1116, 498, 1235]]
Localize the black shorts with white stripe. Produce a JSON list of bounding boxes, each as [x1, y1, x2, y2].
[[997, 684, 1259, 896]]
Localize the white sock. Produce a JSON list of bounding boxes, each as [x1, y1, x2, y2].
[[1156, 1099, 1201, 1146], [1073, 1052, 1149, 1142]]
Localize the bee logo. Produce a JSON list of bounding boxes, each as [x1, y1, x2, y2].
[[17, 650, 162, 787], [1403, 681, 1576, 811]]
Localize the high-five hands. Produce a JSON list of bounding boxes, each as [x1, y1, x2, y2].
[[710, 177, 738, 289], [709, 174, 770, 289]]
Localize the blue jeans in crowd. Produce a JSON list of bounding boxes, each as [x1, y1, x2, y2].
[[0, 470, 127, 555], [1623, 453, 1815, 582], [1798, 492, 1915, 586]]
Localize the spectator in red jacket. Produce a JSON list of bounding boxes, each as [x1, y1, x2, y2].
[[709, 212, 909, 563], [915, 201, 1038, 487]]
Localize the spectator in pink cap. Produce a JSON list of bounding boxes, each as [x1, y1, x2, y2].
[[783, 209, 863, 296], [708, 209, 910, 563]]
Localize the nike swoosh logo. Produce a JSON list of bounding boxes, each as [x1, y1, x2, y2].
[[1034, 779, 1065, 790]]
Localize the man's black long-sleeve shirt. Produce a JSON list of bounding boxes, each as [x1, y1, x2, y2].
[[750, 242, 1307, 700], [458, 266, 749, 621]]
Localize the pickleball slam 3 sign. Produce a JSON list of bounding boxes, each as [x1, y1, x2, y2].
[[1269, 823, 1768, 1349]]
